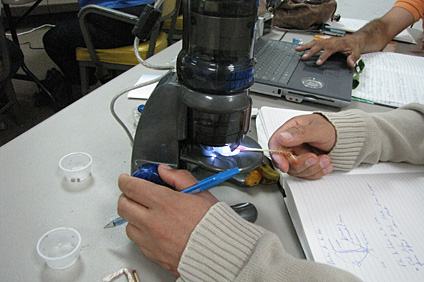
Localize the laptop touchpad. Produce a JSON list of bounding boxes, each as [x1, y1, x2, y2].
[[303, 65, 325, 74]]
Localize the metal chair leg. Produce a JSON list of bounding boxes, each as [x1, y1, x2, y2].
[[2, 2, 59, 112], [79, 64, 89, 96], [1, 80, 24, 126]]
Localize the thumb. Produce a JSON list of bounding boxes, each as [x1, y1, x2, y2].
[[347, 54, 358, 68], [272, 115, 336, 152], [275, 124, 319, 147], [347, 49, 361, 68], [158, 164, 198, 191], [158, 164, 219, 204]]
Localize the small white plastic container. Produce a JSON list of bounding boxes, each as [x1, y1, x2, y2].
[[59, 152, 92, 182], [36, 227, 81, 269]]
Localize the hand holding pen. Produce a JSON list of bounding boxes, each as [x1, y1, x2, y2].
[[112, 165, 230, 276], [105, 166, 240, 228], [268, 113, 336, 180]]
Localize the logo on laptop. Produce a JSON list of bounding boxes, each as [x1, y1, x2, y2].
[[301, 77, 324, 89]]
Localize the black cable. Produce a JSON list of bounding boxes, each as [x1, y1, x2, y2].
[[19, 41, 45, 50]]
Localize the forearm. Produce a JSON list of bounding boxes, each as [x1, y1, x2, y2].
[[354, 6, 415, 54], [320, 103, 424, 170], [352, 18, 394, 53], [177, 203, 361, 281]]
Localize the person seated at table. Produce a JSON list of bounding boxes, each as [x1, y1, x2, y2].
[[296, 0, 424, 67], [42, 0, 154, 96], [117, 103, 424, 280]]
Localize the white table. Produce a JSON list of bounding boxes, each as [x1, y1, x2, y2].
[[0, 31, 393, 281]]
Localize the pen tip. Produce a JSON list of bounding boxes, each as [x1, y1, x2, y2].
[[104, 221, 115, 229]]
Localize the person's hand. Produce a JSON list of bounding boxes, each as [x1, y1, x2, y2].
[[295, 35, 362, 68], [117, 164, 218, 276], [268, 114, 336, 179]]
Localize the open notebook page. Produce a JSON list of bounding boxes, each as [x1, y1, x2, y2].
[[258, 106, 424, 280], [285, 172, 424, 282], [352, 52, 424, 107]]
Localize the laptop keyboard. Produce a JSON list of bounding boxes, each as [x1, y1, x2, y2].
[[254, 39, 304, 84]]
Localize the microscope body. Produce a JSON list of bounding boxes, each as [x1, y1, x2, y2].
[[132, 0, 263, 176]]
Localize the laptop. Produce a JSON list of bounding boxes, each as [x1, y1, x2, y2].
[[252, 37, 353, 108]]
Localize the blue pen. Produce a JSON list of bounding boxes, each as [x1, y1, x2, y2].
[[104, 167, 241, 228]]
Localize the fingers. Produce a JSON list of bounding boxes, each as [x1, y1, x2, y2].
[[117, 167, 218, 276], [158, 164, 219, 203], [346, 50, 361, 68], [268, 117, 306, 151], [298, 43, 325, 62], [118, 167, 218, 218], [157, 164, 198, 191], [296, 37, 361, 66], [287, 154, 333, 180], [118, 173, 163, 208], [268, 114, 336, 177], [268, 115, 318, 173], [119, 166, 218, 208], [296, 39, 339, 65], [270, 151, 290, 173], [347, 56, 357, 68], [117, 193, 149, 228], [315, 50, 335, 66], [270, 114, 336, 151], [118, 167, 198, 206], [270, 149, 334, 179], [275, 124, 332, 150], [295, 40, 315, 52]]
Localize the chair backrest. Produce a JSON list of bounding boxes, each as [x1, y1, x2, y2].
[[162, 0, 178, 19], [78, 0, 181, 67], [152, 0, 181, 50]]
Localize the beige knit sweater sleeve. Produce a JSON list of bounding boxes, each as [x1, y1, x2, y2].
[[177, 203, 362, 281], [320, 103, 424, 170], [176, 103, 424, 281]]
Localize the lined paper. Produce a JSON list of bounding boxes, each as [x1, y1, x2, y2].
[[257, 106, 424, 280], [352, 52, 424, 107], [286, 173, 424, 282]]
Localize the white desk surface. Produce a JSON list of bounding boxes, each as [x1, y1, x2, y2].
[[1, 33, 392, 281]]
